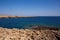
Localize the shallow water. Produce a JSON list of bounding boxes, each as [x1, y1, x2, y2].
[[0, 16, 60, 28]]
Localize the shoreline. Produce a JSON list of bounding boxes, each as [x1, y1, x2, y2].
[[32, 25, 60, 30], [0, 16, 35, 18], [0, 16, 60, 18], [0, 25, 60, 29]]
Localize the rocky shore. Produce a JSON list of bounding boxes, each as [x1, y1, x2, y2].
[[0, 27, 60, 40]]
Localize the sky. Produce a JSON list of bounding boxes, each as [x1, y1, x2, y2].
[[0, 0, 60, 16]]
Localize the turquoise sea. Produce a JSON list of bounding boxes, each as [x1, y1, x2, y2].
[[0, 16, 60, 28]]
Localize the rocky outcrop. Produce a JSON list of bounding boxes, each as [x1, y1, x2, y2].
[[0, 27, 60, 40]]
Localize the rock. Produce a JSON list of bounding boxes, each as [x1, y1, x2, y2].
[[0, 27, 60, 40]]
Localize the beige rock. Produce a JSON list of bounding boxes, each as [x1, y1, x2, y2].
[[0, 27, 60, 40]]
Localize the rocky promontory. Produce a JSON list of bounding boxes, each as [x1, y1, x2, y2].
[[0, 27, 60, 40]]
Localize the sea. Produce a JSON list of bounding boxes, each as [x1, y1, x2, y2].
[[0, 16, 60, 29]]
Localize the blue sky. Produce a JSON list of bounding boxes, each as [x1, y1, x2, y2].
[[0, 0, 60, 16]]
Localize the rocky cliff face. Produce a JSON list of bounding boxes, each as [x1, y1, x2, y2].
[[0, 27, 60, 40]]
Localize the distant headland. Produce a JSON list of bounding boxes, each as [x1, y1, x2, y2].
[[0, 16, 35, 18]]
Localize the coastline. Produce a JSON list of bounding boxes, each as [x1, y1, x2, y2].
[[0, 26, 60, 40], [32, 25, 60, 30], [0, 16, 60, 18], [0, 16, 35, 18]]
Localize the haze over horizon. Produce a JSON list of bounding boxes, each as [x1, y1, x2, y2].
[[0, 0, 60, 16]]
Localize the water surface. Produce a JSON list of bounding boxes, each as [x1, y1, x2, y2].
[[0, 16, 60, 28]]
